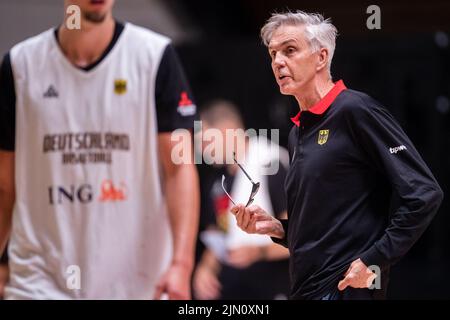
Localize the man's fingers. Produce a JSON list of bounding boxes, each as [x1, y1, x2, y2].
[[168, 285, 191, 300], [337, 278, 349, 291], [338, 273, 354, 291], [169, 290, 184, 300], [230, 205, 241, 215], [235, 205, 252, 229], [241, 208, 251, 229], [247, 205, 261, 214], [236, 211, 244, 227], [208, 276, 221, 293], [153, 282, 165, 299], [198, 284, 219, 300], [194, 277, 219, 300], [232, 205, 246, 224]]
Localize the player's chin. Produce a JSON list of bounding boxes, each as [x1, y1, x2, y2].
[[279, 85, 294, 96], [83, 11, 108, 23]]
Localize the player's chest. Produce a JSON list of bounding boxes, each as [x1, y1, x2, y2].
[[19, 63, 151, 125], [287, 116, 366, 185]]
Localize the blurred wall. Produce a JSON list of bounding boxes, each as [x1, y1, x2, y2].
[[0, 0, 198, 55]]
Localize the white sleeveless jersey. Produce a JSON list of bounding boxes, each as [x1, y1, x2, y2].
[[3, 23, 197, 299]]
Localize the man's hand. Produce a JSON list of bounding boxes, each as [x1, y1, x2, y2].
[[338, 258, 377, 291], [156, 133, 199, 300], [192, 263, 221, 300], [154, 262, 192, 300], [230, 204, 285, 238]]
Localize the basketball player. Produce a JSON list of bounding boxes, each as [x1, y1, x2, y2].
[[0, 0, 199, 299]]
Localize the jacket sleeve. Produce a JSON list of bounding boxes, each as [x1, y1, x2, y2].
[[347, 96, 443, 270], [271, 219, 289, 248]]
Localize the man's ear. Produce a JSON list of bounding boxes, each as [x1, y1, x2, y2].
[[316, 48, 329, 72]]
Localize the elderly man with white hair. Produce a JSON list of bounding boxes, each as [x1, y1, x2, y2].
[[231, 11, 443, 300]]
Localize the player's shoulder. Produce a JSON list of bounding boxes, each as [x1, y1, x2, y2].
[[123, 23, 171, 51], [335, 88, 386, 118], [10, 28, 54, 59]]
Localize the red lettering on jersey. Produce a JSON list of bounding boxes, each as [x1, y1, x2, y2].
[[99, 180, 127, 202]]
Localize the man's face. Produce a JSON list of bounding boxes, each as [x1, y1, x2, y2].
[[268, 25, 319, 96], [67, 0, 115, 23]]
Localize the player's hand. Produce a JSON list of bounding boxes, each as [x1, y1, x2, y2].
[[337, 258, 377, 291], [154, 262, 192, 300], [227, 245, 265, 269], [192, 264, 221, 300], [230, 204, 285, 238]]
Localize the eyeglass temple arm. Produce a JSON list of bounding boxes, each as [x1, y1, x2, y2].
[[233, 152, 257, 185], [221, 175, 236, 206]]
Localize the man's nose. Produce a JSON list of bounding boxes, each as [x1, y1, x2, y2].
[[273, 53, 286, 67]]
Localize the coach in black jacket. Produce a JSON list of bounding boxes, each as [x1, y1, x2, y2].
[[231, 11, 443, 300]]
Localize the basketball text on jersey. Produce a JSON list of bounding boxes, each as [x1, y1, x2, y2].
[[43, 132, 130, 165]]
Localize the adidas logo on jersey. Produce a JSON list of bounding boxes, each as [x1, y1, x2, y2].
[[177, 91, 196, 116], [43, 85, 59, 98]]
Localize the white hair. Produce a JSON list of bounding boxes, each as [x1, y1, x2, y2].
[[261, 10, 338, 70]]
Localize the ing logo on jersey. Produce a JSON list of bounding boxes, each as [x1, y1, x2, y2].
[[318, 129, 329, 145], [48, 180, 128, 205], [114, 79, 127, 95], [99, 180, 127, 202]]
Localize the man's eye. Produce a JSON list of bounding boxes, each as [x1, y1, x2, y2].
[[287, 47, 296, 54]]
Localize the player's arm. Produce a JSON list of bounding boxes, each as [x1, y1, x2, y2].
[[159, 131, 199, 271], [348, 101, 443, 269], [338, 99, 443, 291], [155, 132, 199, 299], [152, 44, 200, 299], [0, 151, 14, 255]]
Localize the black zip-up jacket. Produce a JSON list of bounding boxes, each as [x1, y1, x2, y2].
[[274, 81, 443, 299]]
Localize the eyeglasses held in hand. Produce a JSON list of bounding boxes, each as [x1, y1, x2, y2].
[[221, 152, 260, 207]]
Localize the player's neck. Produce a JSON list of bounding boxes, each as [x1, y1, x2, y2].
[[58, 16, 115, 69], [295, 76, 334, 112]]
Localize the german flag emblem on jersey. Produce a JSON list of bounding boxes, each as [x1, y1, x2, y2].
[[318, 129, 329, 145], [114, 79, 127, 95]]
